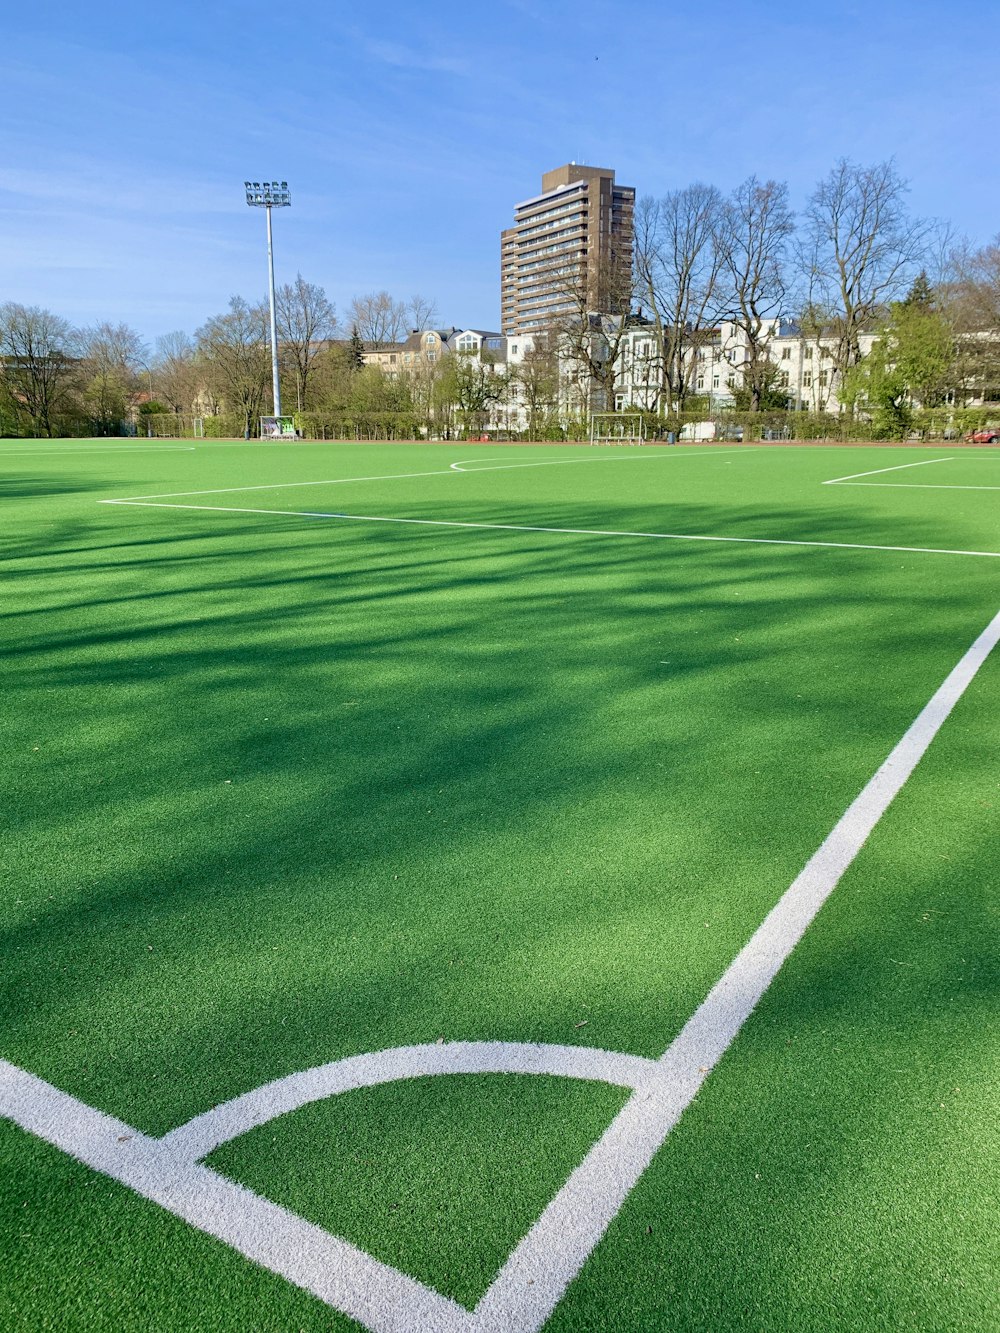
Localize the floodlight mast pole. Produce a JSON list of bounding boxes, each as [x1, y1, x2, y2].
[[244, 180, 291, 424], [265, 205, 281, 417]]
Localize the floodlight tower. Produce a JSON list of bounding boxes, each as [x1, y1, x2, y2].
[[245, 180, 291, 419]]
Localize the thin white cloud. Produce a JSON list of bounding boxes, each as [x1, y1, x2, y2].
[[361, 38, 470, 76]]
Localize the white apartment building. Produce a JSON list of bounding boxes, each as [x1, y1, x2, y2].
[[613, 319, 879, 415]]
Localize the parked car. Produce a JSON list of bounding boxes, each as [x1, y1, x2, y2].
[[965, 428, 1000, 443]]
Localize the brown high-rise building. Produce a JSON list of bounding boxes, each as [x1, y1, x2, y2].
[[500, 164, 635, 337]]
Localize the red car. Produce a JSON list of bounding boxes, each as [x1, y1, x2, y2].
[[965, 429, 1000, 443]]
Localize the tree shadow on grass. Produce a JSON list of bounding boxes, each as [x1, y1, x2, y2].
[[1, 497, 997, 1122], [0, 475, 119, 501], [2, 492, 998, 1330]]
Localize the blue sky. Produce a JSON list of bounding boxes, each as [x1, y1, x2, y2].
[[2, 0, 998, 346]]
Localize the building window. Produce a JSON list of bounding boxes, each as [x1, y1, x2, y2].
[[712, 375, 720, 389], [511, 344, 519, 356], [779, 372, 790, 387], [802, 371, 812, 387], [696, 376, 705, 390], [818, 372, 828, 387], [781, 347, 791, 360], [804, 346, 813, 359]]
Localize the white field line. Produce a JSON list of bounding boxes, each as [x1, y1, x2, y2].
[[824, 457, 954, 484], [827, 482, 1000, 491], [450, 457, 521, 470], [100, 448, 753, 503], [444, 454, 734, 474], [478, 600, 1000, 1333], [0, 1061, 466, 1333], [2, 604, 998, 1333], [97, 500, 1000, 560], [0, 446, 196, 456]]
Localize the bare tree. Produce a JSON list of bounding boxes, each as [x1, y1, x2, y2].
[[515, 332, 560, 437], [0, 303, 80, 437], [945, 235, 1000, 329], [551, 248, 636, 414], [152, 331, 199, 415], [405, 294, 439, 332], [347, 292, 408, 349], [800, 159, 930, 388], [196, 297, 270, 436], [438, 349, 510, 436], [80, 322, 148, 433], [633, 185, 725, 413], [717, 177, 794, 411], [940, 235, 1000, 401], [275, 274, 338, 411]]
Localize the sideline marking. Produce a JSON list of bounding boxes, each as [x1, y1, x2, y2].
[[450, 458, 516, 471], [3, 605, 999, 1332], [101, 448, 752, 502], [444, 454, 716, 474], [828, 481, 1000, 491], [0, 446, 196, 456], [824, 457, 953, 484], [97, 500, 1000, 560]]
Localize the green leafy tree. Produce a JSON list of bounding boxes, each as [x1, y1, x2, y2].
[[842, 338, 911, 439], [902, 270, 934, 310], [727, 358, 790, 411], [843, 276, 956, 433], [890, 290, 955, 408], [436, 351, 510, 436], [348, 327, 366, 371]]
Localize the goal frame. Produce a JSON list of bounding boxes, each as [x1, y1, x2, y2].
[[589, 413, 646, 445]]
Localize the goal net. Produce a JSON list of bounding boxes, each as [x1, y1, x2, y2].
[[589, 413, 646, 445], [260, 415, 296, 441]]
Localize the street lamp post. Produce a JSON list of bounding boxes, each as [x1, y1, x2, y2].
[[244, 180, 291, 421]]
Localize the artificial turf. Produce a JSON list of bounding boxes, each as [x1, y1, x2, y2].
[[1, 439, 997, 1331]]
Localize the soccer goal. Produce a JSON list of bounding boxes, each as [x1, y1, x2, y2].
[[589, 413, 646, 445], [260, 416, 296, 441]]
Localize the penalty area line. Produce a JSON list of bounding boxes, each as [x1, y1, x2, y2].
[[98, 499, 1000, 560], [100, 447, 753, 503], [824, 457, 953, 484]]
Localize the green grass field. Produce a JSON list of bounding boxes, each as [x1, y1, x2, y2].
[[2, 439, 998, 1332]]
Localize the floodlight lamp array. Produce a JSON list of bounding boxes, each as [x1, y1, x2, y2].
[[245, 180, 291, 207]]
